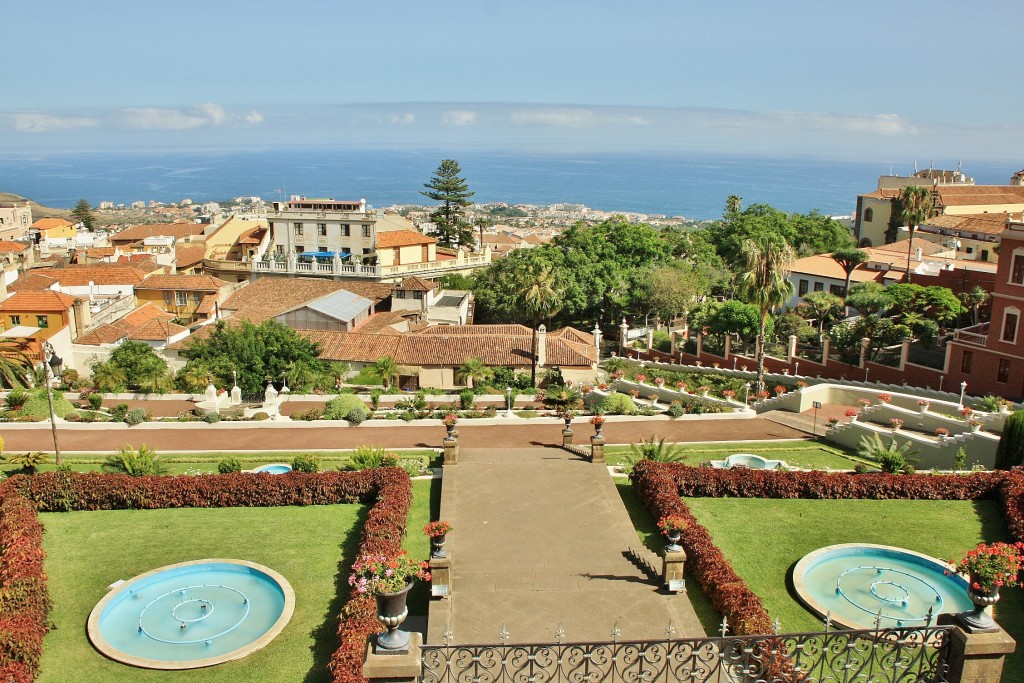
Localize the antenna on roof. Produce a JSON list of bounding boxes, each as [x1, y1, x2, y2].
[[914, 160, 918, 173]]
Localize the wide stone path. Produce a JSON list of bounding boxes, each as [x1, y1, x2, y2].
[[427, 447, 705, 645]]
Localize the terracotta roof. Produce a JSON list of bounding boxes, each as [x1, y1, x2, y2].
[[922, 213, 1011, 236], [111, 223, 205, 243], [122, 302, 176, 326], [935, 185, 1024, 207], [859, 189, 900, 200], [128, 318, 188, 341], [8, 272, 59, 292], [117, 256, 164, 272], [789, 254, 886, 283], [221, 277, 393, 323], [31, 217, 73, 230], [870, 238, 946, 258], [175, 244, 207, 269], [484, 234, 519, 245], [523, 234, 549, 245], [0, 290, 76, 312], [350, 310, 416, 335], [136, 274, 228, 291], [195, 293, 218, 315], [396, 276, 436, 292], [237, 226, 267, 245], [0, 241, 29, 254], [375, 230, 436, 248], [76, 303, 175, 345], [30, 264, 149, 287], [85, 247, 116, 258]]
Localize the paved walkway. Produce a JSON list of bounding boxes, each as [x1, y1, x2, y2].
[[426, 448, 705, 645], [1, 417, 807, 453]]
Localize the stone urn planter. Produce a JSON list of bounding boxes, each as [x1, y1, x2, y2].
[[430, 532, 448, 559], [375, 582, 414, 651], [664, 528, 682, 552], [959, 576, 1001, 632]]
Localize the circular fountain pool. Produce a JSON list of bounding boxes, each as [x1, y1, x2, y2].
[[88, 559, 295, 669], [252, 463, 292, 474], [793, 544, 973, 630]]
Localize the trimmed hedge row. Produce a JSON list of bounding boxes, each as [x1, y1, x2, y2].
[[630, 462, 1022, 636], [0, 490, 52, 682], [0, 467, 413, 683]]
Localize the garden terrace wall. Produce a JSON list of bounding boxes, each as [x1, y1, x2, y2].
[[630, 461, 1020, 636], [0, 468, 412, 683], [0, 489, 52, 682]]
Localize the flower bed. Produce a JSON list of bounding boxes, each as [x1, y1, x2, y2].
[[0, 467, 412, 683], [630, 461, 1019, 635]]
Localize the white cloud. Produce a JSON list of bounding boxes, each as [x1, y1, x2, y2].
[[389, 113, 415, 125], [116, 103, 264, 130], [442, 110, 477, 126], [508, 108, 650, 128], [0, 112, 99, 132]]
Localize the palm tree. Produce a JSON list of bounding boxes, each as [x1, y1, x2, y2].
[[542, 385, 582, 413], [0, 340, 35, 389], [90, 361, 127, 393], [519, 263, 562, 385], [896, 186, 936, 284], [801, 291, 844, 337], [961, 285, 990, 326], [829, 248, 869, 296], [736, 236, 795, 393], [457, 356, 491, 389], [373, 356, 399, 390]]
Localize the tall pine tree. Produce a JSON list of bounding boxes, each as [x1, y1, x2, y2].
[[421, 159, 475, 248], [71, 198, 96, 231]]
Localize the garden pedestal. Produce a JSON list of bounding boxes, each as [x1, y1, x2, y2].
[[562, 428, 574, 446], [364, 632, 422, 679], [429, 554, 452, 598], [661, 547, 687, 592], [941, 615, 1015, 683], [443, 437, 458, 465], [590, 436, 605, 463]]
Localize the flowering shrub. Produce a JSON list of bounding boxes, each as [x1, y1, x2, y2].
[[675, 381, 687, 390], [845, 409, 859, 417], [757, 390, 770, 399], [935, 427, 950, 437], [598, 383, 609, 390], [657, 515, 688, 533], [348, 551, 430, 595], [423, 520, 452, 538], [877, 393, 893, 403], [628, 390, 640, 399], [955, 542, 1024, 592], [581, 385, 592, 394], [857, 398, 871, 408], [889, 418, 904, 430]]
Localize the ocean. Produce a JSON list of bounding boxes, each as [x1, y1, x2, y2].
[[0, 148, 1016, 220]]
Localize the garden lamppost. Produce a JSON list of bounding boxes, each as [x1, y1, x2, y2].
[[960, 381, 968, 410], [505, 386, 514, 418], [744, 381, 751, 408], [42, 341, 62, 465]]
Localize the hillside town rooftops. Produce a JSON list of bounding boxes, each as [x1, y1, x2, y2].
[[136, 274, 228, 291], [0, 290, 76, 312]]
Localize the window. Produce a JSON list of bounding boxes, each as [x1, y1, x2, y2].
[[362, 225, 371, 238], [998, 359, 1011, 384], [340, 224, 350, 236], [362, 248, 371, 255], [193, 292, 202, 304], [864, 208, 874, 222], [175, 291, 188, 306], [1002, 309, 1019, 344], [960, 350, 973, 373], [317, 223, 327, 236], [318, 247, 328, 252], [829, 284, 844, 296], [396, 290, 405, 299], [413, 291, 423, 300], [9, 315, 19, 326], [295, 246, 304, 254], [798, 279, 809, 296], [981, 250, 990, 262], [276, 245, 285, 255], [1012, 253, 1024, 285], [36, 315, 48, 329], [293, 223, 304, 236], [813, 282, 824, 292]]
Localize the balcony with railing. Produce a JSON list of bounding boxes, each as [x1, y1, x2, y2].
[[953, 322, 989, 347]]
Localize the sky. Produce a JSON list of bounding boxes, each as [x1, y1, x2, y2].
[[2, 0, 1021, 161]]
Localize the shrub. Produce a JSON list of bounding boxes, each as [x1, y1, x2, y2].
[[80, 411, 96, 424], [110, 403, 129, 421], [4, 389, 28, 412], [102, 444, 165, 476], [601, 392, 638, 415], [87, 393, 104, 410], [342, 445, 390, 471], [369, 388, 382, 410], [20, 388, 76, 419], [400, 411, 416, 422], [251, 412, 270, 421], [292, 453, 321, 473], [396, 393, 427, 413], [292, 408, 324, 421], [345, 408, 366, 425], [4, 452, 48, 475], [975, 395, 1005, 412], [218, 457, 242, 474], [65, 412, 81, 422], [124, 408, 147, 426], [203, 412, 221, 424], [458, 389, 476, 410], [996, 410, 1024, 470], [324, 394, 370, 421]]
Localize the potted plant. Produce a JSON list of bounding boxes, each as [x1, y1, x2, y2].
[[348, 551, 431, 651], [757, 390, 770, 400], [773, 385, 786, 396], [634, 373, 648, 384], [917, 399, 931, 413], [954, 542, 1024, 631], [598, 382, 609, 391], [877, 393, 893, 404], [935, 427, 950, 441], [654, 377, 665, 387], [796, 381, 808, 390], [699, 385, 711, 397], [657, 515, 688, 552], [558, 409, 575, 429], [722, 389, 736, 401], [827, 417, 840, 428], [675, 381, 687, 392], [845, 408, 859, 422], [590, 414, 605, 436], [857, 398, 872, 409], [889, 418, 904, 431], [442, 413, 458, 437], [423, 520, 453, 558], [961, 407, 974, 419], [968, 417, 983, 433]]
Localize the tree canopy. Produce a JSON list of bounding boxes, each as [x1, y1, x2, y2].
[[421, 159, 475, 248], [91, 340, 170, 393], [71, 198, 96, 231]]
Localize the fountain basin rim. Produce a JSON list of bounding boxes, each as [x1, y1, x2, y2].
[[87, 558, 295, 670], [793, 543, 966, 631]]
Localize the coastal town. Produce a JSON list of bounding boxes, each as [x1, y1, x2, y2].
[[2, 160, 1024, 683]]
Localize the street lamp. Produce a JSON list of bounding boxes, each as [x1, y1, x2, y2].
[[960, 381, 968, 409], [505, 386, 514, 418], [744, 381, 751, 408], [41, 341, 62, 465]]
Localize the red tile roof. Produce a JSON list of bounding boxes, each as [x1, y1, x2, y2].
[[0, 241, 29, 254], [376, 230, 436, 248], [111, 223, 205, 243], [221, 277, 393, 323], [31, 217, 73, 231], [137, 274, 228, 291], [0, 290, 76, 312], [31, 264, 149, 287], [75, 303, 176, 345], [175, 244, 207, 269], [936, 185, 1024, 207], [8, 272, 59, 292], [396, 276, 436, 292], [128, 318, 188, 341]]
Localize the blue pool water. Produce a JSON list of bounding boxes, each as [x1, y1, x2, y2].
[[89, 561, 292, 668], [252, 464, 292, 474], [794, 544, 973, 630]]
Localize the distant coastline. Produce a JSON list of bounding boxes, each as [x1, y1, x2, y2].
[[0, 148, 1017, 220]]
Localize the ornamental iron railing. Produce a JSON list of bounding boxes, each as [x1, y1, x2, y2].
[[421, 624, 953, 683]]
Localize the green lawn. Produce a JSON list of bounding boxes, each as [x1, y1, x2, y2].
[[36, 474, 440, 682], [606, 440, 873, 471], [684, 497, 1024, 679]]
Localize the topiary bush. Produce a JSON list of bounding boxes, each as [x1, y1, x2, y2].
[[218, 457, 242, 474], [251, 412, 270, 421], [292, 453, 321, 473], [87, 393, 103, 410], [20, 388, 76, 419], [345, 408, 366, 425], [996, 410, 1024, 470], [123, 408, 147, 426], [203, 412, 221, 424], [324, 394, 369, 421], [600, 391, 638, 415]]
